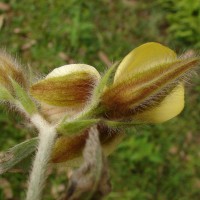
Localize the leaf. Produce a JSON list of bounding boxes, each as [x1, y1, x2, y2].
[[11, 78, 37, 114], [0, 138, 38, 174], [0, 85, 14, 101]]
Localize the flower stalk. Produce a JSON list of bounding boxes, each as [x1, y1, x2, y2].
[[26, 114, 57, 200]]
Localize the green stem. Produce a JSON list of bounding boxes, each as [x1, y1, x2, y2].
[[57, 102, 105, 135]]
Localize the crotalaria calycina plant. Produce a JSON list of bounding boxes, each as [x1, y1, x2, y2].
[[0, 42, 199, 200]]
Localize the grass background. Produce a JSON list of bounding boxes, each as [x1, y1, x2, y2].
[[0, 0, 200, 199]]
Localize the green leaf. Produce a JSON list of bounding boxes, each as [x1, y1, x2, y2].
[[0, 138, 38, 174], [0, 85, 14, 101], [11, 78, 37, 114]]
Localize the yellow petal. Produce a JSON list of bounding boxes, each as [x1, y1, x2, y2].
[[114, 42, 177, 81], [133, 84, 184, 123], [31, 64, 100, 107]]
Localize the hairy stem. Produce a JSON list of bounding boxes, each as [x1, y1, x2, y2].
[[26, 114, 57, 200]]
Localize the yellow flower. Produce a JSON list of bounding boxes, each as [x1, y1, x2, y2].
[[30, 43, 199, 163], [101, 42, 199, 123]]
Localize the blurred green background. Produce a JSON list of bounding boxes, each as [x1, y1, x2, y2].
[[0, 0, 200, 199]]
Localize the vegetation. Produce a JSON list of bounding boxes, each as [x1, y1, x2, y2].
[[0, 0, 200, 199]]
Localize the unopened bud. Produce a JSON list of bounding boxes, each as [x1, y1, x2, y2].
[[30, 64, 100, 108], [51, 125, 125, 163]]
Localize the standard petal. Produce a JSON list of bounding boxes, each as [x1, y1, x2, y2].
[[133, 84, 184, 123], [30, 64, 100, 107], [114, 42, 177, 81]]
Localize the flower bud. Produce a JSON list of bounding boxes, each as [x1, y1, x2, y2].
[[51, 125, 125, 163], [30, 64, 101, 108]]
